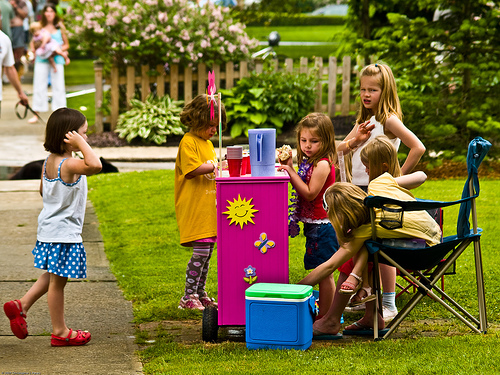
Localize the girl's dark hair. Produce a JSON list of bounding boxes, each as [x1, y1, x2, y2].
[[44, 108, 86, 154], [180, 94, 227, 133], [41, 4, 61, 29]]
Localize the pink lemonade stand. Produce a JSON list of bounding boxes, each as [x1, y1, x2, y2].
[[202, 168, 290, 341]]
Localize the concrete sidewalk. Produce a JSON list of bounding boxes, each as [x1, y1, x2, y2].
[[0, 82, 178, 172], [1, 85, 144, 373]]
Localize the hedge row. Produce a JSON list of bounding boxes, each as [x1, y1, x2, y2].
[[233, 10, 346, 27]]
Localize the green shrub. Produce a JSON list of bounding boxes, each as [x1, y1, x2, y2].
[[115, 95, 185, 145], [66, 0, 258, 71], [220, 64, 319, 138], [233, 10, 346, 27]]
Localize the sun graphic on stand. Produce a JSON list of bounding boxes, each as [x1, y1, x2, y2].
[[223, 194, 259, 229]]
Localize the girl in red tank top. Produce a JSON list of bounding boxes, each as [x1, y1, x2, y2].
[[278, 113, 339, 319]]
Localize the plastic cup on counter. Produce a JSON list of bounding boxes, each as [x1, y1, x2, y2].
[[241, 150, 251, 175], [226, 146, 243, 177]]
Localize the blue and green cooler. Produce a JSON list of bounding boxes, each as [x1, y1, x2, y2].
[[245, 283, 316, 350]]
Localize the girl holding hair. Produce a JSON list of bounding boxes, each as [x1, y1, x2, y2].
[[338, 63, 426, 320], [175, 94, 226, 310], [3, 108, 102, 346], [28, 3, 69, 124], [278, 113, 339, 318], [300, 135, 440, 336]]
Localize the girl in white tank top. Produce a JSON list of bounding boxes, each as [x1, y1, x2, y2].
[[3, 108, 101, 347]]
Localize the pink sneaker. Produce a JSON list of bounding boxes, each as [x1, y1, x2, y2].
[[199, 295, 218, 308], [178, 294, 204, 310]]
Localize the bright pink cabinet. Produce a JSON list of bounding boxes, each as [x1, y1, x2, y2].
[[216, 171, 290, 326]]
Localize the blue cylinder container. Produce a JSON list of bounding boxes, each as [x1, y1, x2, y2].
[[248, 128, 276, 177]]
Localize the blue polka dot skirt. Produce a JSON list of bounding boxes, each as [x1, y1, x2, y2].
[[32, 241, 87, 279]]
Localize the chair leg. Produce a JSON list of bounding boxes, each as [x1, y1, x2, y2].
[[372, 253, 381, 340], [473, 239, 488, 332]]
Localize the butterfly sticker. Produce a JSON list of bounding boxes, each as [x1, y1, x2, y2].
[[254, 232, 275, 254]]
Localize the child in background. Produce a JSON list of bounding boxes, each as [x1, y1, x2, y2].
[[278, 113, 339, 319], [29, 21, 70, 72], [3, 108, 101, 346], [175, 94, 226, 310], [338, 63, 426, 321], [300, 136, 439, 336]]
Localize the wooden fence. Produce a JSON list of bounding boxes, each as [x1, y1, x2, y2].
[[93, 56, 359, 133]]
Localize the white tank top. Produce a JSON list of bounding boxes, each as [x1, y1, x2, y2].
[[37, 158, 87, 243], [351, 116, 401, 186]]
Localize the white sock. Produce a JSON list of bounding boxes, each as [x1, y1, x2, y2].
[[382, 292, 397, 311]]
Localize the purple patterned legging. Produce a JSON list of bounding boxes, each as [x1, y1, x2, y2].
[[184, 242, 214, 297]]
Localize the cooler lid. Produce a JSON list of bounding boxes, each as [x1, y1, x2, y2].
[[245, 283, 312, 299]]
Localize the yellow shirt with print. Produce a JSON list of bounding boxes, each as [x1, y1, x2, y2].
[[354, 173, 442, 246], [174, 132, 218, 245]]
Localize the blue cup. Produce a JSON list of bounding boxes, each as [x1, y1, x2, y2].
[[248, 129, 276, 177]]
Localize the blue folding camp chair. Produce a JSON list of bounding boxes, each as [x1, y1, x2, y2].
[[364, 137, 491, 340]]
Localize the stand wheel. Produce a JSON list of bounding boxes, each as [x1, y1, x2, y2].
[[202, 305, 219, 342]]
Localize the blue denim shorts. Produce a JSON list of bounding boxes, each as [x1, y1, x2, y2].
[[303, 222, 339, 270]]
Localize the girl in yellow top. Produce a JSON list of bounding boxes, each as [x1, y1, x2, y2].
[[300, 136, 441, 336], [175, 94, 226, 310]]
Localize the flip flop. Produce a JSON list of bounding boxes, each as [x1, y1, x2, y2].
[[312, 329, 343, 340], [343, 321, 389, 336], [3, 300, 28, 339]]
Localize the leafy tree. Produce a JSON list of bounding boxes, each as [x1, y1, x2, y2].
[[343, 0, 500, 159]]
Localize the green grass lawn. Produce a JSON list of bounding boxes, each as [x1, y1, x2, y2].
[[88, 171, 500, 374], [64, 59, 96, 126], [246, 25, 344, 43], [65, 59, 96, 86], [246, 25, 345, 60]]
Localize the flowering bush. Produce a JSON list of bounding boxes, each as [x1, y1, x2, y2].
[[66, 0, 258, 69]]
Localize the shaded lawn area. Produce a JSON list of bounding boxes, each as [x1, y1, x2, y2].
[[88, 171, 500, 374]]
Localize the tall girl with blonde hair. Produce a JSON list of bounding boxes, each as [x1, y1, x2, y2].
[[337, 63, 426, 320]]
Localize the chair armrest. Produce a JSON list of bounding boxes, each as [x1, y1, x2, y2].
[[363, 195, 473, 212]]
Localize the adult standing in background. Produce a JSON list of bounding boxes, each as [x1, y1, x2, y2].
[[9, 0, 28, 77], [28, 3, 67, 124], [0, 8, 29, 115], [22, 0, 33, 54], [0, 0, 14, 38]]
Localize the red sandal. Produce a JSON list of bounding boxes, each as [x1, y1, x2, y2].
[[51, 329, 91, 347], [3, 300, 28, 339]]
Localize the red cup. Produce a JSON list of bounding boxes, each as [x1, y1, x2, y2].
[[241, 155, 250, 175], [228, 158, 242, 177]]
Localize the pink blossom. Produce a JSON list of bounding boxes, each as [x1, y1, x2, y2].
[[123, 16, 131, 24], [145, 23, 156, 32], [130, 40, 140, 47], [228, 24, 240, 33], [180, 29, 190, 41], [158, 12, 168, 22], [106, 16, 117, 26]]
